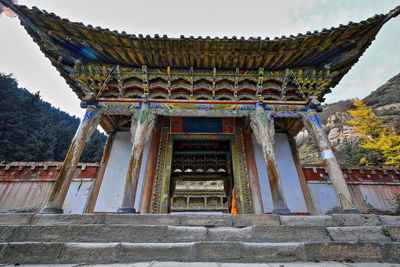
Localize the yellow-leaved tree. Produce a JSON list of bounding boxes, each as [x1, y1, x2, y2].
[[347, 100, 400, 167]]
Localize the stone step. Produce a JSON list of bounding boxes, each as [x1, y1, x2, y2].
[[0, 224, 398, 243], [10, 263, 398, 267], [0, 214, 399, 264], [0, 241, 398, 264], [1, 213, 399, 227], [0, 225, 328, 243], [7, 261, 400, 267]]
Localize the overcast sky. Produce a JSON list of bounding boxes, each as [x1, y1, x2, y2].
[[1, 0, 399, 118]]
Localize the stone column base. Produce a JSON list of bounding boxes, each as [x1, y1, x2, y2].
[[272, 208, 294, 215], [40, 207, 64, 214], [341, 209, 362, 214], [116, 208, 136, 214]]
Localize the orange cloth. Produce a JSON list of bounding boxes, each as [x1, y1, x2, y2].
[[231, 188, 237, 214]]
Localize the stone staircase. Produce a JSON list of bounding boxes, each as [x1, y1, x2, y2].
[[0, 213, 399, 264]]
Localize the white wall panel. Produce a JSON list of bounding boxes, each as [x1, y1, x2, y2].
[[94, 131, 132, 212], [252, 133, 307, 213], [358, 184, 399, 212], [308, 182, 339, 214], [308, 182, 400, 214], [63, 179, 94, 214], [0, 181, 52, 211], [275, 133, 308, 213]]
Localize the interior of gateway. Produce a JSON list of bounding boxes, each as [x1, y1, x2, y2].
[[170, 139, 233, 213]]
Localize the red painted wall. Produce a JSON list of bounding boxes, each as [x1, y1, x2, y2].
[[302, 165, 400, 183]]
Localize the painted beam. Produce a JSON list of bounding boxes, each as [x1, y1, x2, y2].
[[97, 101, 308, 117]]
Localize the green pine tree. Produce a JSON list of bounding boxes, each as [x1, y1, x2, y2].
[[0, 73, 105, 163]]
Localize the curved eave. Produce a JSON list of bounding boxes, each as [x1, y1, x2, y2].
[[1, 0, 399, 100]]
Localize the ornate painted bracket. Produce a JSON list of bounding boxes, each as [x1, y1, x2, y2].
[[67, 64, 334, 102]]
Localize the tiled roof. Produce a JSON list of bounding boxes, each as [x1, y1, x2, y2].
[[2, 1, 399, 99]]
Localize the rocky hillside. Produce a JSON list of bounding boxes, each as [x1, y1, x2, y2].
[[297, 73, 400, 165]]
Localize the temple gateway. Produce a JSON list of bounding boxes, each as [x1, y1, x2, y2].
[[2, 1, 400, 215]]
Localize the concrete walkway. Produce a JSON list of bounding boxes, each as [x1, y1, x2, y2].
[[4, 262, 399, 267]]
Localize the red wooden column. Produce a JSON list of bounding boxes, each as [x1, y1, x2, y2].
[[117, 102, 155, 213], [242, 129, 264, 214], [250, 103, 292, 215], [40, 105, 100, 214], [140, 127, 161, 213], [303, 109, 360, 213]]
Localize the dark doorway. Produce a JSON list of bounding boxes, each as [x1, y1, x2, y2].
[[169, 139, 234, 213]]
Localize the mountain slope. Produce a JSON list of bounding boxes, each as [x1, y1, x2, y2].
[[0, 73, 105, 163], [364, 73, 400, 109], [297, 73, 400, 165]]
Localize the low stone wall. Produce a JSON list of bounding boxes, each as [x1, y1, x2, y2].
[[0, 162, 399, 214], [303, 165, 400, 214], [0, 162, 98, 213]]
